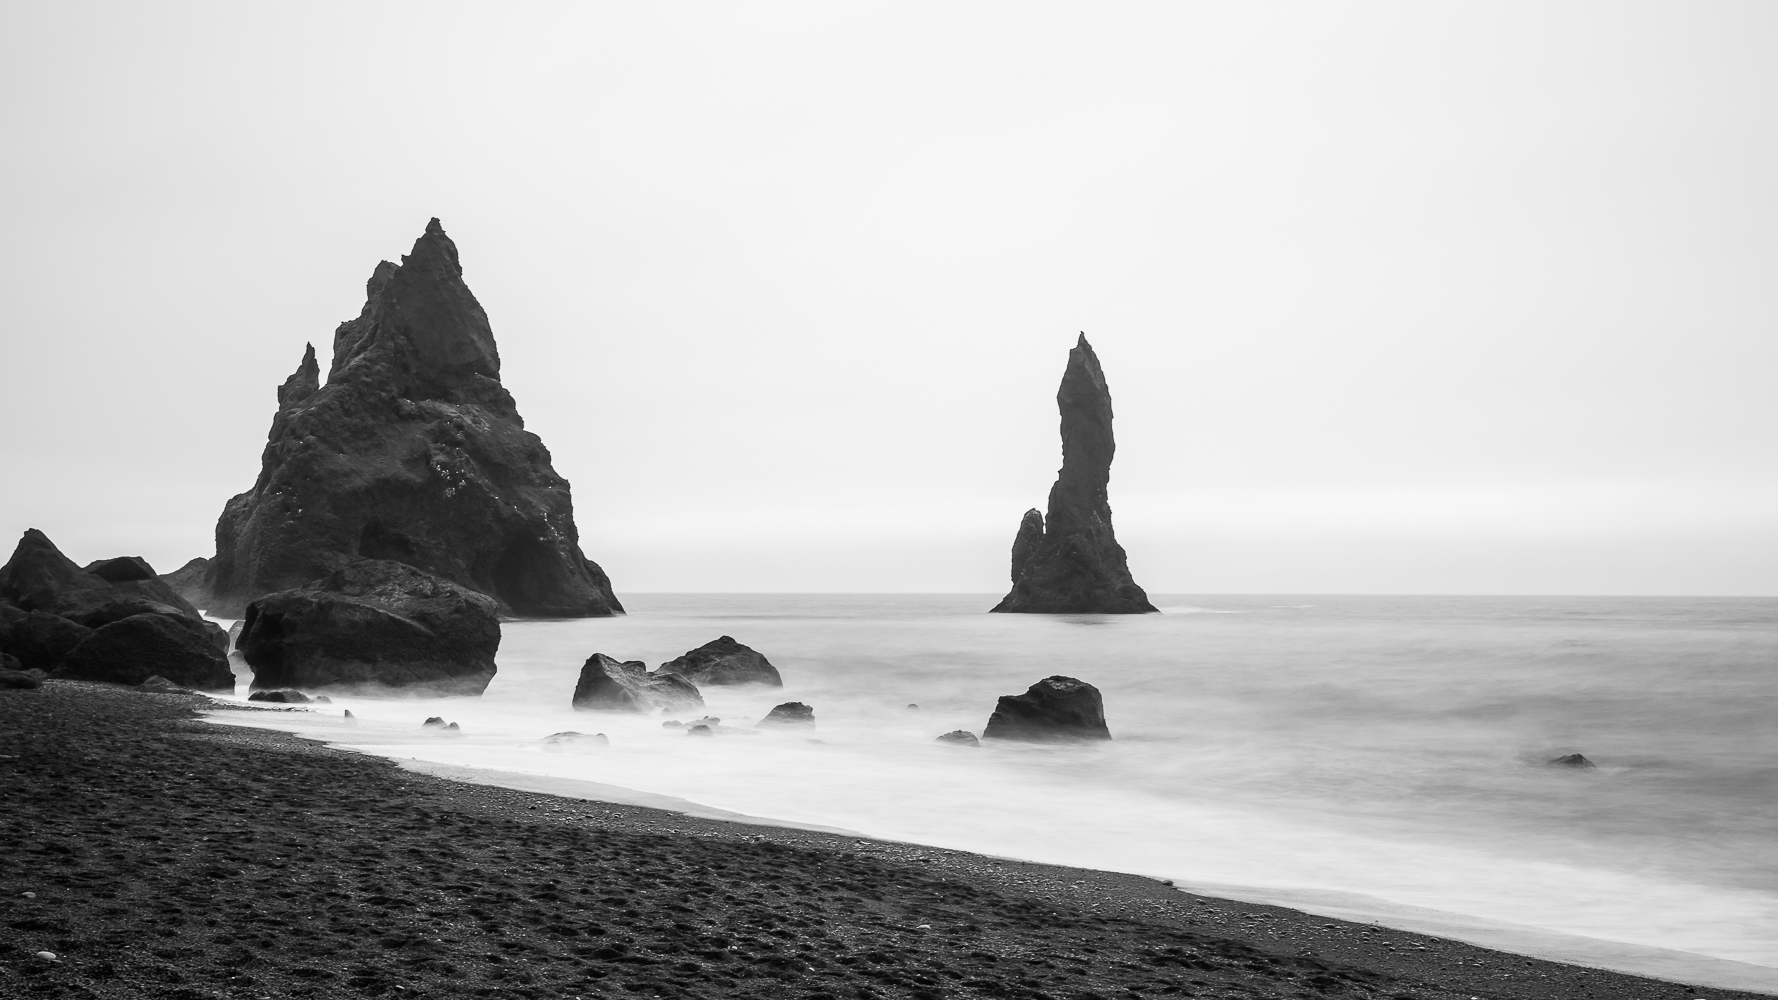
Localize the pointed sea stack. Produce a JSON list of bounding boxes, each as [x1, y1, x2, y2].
[[992, 335, 1156, 614], [193, 220, 622, 618]]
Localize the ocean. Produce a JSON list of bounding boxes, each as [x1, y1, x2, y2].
[[206, 594, 1778, 991]]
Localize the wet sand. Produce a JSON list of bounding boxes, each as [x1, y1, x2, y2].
[[1, 681, 1764, 999]]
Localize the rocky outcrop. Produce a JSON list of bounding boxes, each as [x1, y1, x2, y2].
[[982, 675, 1111, 741], [572, 654, 704, 714], [191, 219, 622, 619], [248, 689, 314, 704], [1547, 753, 1596, 769], [992, 336, 1156, 614], [0, 665, 40, 689], [540, 731, 609, 751], [56, 614, 235, 691], [656, 635, 782, 687], [936, 730, 980, 747], [0, 530, 208, 629], [756, 702, 815, 728], [1, 611, 92, 673], [236, 559, 501, 695]]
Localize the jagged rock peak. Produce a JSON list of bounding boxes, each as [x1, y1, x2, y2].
[[327, 218, 503, 404], [277, 343, 319, 408], [991, 334, 1156, 614]]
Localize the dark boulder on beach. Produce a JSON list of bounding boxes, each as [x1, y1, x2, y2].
[[56, 613, 235, 691], [139, 675, 188, 693], [1547, 753, 1597, 769], [237, 559, 501, 695], [0, 664, 40, 689], [992, 336, 1156, 615], [0, 530, 209, 629], [983, 675, 1111, 741], [936, 730, 980, 747], [189, 220, 622, 620], [249, 689, 313, 704], [756, 702, 815, 728], [3, 611, 93, 673], [572, 653, 704, 714], [656, 635, 782, 687]]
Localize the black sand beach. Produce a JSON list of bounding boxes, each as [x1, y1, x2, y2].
[[1, 682, 1760, 1000]]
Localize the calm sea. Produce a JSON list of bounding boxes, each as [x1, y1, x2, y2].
[[207, 594, 1778, 989]]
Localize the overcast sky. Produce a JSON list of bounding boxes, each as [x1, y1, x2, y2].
[[2, 2, 1775, 594]]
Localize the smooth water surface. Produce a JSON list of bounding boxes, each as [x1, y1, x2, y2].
[[209, 594, 1778, 984]]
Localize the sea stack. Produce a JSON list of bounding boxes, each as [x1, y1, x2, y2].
[[992, 335, 1156, 614], [184, 219, 621, 618]]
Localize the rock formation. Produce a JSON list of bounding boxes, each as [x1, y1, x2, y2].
[[982, 675, 1111, 741], [56, 614, 235, 691], [657, 635, 782, 687], [1547, 753, 1596, 769], [0, 665, 40, 689], [936, 730, 980, 747], [236, 559, 500, 695], [756, 702, 815, 728], [572, 654, 704, 714], [992, 335, 1156, 614], [540, 731, 609, 751], [0, 610, 92, 673], [1, 530, 212, 630], [190, 219, 621, 619]]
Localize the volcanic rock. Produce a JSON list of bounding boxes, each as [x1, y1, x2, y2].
[[756, 702, 815, 728], [656, 635, 782, 687], [0, 530, 207, 629], [1547, 753, 1597, 769], [983, 675, 1111, 741], [248, 689, 313, 704], [992, 336, 1156, 614], [936, 730, 980, 747], [3, 611, 93, 673], [192, 219, 622, 619], [0, 666, 40, 689], [540, 731, 609, 751], [572, 654, 704, 714], [56, 614, 235, 691], [236, 559, 501, 695]]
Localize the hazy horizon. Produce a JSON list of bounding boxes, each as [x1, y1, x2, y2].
[[3, 3, 1775, 596]]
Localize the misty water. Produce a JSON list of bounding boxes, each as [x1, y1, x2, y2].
[[209, 594, 1778, 985]]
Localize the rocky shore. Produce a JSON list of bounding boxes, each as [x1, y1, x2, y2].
[[1, 681, 1759, 1000]]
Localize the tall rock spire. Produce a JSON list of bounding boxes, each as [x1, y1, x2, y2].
[[197, 219, 623, 618], [991, 334, 1156, 614]]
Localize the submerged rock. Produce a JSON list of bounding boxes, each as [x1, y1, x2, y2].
[[571, 653, 704, 714], [983, 676, 1111, 741], [236, 559, 501, 695], [756, 702, 815, 729], [192, 220, 622, 619], [686, 724, 715, 737], [541, 731, 609, 751], [1547, 753, 1597, 769], [656, 635, 782, 687], [56, 613, 235, 691], [936, 730, 980, 747], [423, 717, 448, 728], [991, 336, 1156, 614]]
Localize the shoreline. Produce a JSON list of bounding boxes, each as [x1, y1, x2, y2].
[[4, 681, 1770, 1000]]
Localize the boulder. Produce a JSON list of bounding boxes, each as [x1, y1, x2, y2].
[[139, 676, 188, 693], [236, 559, 501, 695], [756, 702, 815, 728], [194, 220, 622, 619], [572, 653, 704, 713], [686, 724, 715, 737], [1547, 753, 1597, 769], [0, 668, 41, 690], [540, 731, 609, 751], [991, 336, 1156, 614], [983, 676, 1111, 741], [0, 530, 209, 628], [936, 730, 980, 747], [248, 689, 312, 704], [160, 557, 212, 607], [55, 614, 235, 691], [4, 612, 93, 673], [423, 717, 448, 728], [1, 651, 20, 672], [656, 635, 782, 687]]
